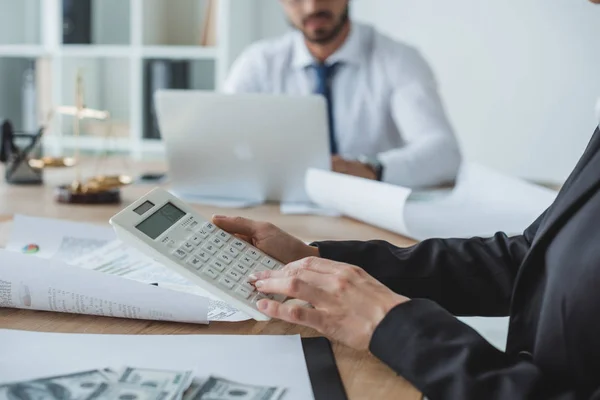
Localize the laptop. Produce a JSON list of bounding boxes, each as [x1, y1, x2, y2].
[[154, 90, 331, 206]]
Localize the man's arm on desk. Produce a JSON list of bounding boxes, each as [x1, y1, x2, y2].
[[380, 50, 462, 188]]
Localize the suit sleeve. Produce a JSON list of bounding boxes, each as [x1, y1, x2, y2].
[[314, 211, 546, 317], [369, 299, 600, 400]]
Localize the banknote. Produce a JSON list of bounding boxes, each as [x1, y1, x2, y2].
[[0, 369, 115, 400], [117, 367, 194, 399], [86, 382, 171, 400], [183, 376, 286, 400]]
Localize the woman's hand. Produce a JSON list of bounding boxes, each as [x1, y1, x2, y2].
[[212, 215, 319, 264], [249, 257, 409, 351]]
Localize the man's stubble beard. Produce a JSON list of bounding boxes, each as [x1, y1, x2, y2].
[[291, 5, 350, 45]]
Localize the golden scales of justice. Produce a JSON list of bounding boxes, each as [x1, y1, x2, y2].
[[31, 71, 132, 204]]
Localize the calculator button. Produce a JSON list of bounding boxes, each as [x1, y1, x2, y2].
[[203, 222, 217, 233], [233, 263, 250, 275], [187, 256, 203, 270], [235, 286, 254, 300], [231, 239, 246, 251], [202, 242, 218, 255], [209, 236, 226, 248], [241, 280, 255, 291], [226, 269, 243, 282], [187, 220, 200, 231], [219, 276, 236, 290], [240, 255, 254, 267], [194, 250, 211, 262], [246, 249, 261, 260], [202, 267, 219, 280], [217, 252, 234, 264], [197, 229, 210, 239], [182, 242, 195, 252], [210, 259, 226, 272], [225, 246, 240, 258], [260, 256, 277, 270], [160, 236, 176, 248], [215, 230, 231, 242], [189, 235, 203, 246], [172, 248, 188, 260]]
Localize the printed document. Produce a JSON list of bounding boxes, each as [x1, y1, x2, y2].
[[0, 250, 208, 324], [6, 214, 115, 261], [6, 216, 249, 322]]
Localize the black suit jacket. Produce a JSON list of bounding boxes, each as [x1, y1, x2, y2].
[[315, 127, 600, 399]]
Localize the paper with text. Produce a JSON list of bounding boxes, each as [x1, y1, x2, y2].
[[0, 250, 208, 325], [6, 215, 115, 261], [70, 240, 250, 322]]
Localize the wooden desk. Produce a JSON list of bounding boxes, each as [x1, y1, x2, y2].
[[0, 161, 420, 400]]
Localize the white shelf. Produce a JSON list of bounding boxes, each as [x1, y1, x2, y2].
[[0, 0, 262, 158], [141, 46, 218, 60], [59, 45, 133, 58], [0, 45, 47, 58]]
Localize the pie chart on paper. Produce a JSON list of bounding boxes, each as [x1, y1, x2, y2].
[[21, 244, 40, 254]]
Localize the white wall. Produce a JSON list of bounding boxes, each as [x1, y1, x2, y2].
[[255, 0, 600, 183]]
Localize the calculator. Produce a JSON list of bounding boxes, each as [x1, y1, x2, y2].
[[109, 188, 285, 321]]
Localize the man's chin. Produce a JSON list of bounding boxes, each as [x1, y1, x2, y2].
[[303, 30, 337, 44]]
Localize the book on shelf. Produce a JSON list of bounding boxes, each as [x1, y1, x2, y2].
[[62, 0, 92, 44], [144, 60, 191, 140]]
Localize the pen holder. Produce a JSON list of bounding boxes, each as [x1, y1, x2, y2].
[[0, 120, 44, 185]]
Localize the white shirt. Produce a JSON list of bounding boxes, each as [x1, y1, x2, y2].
[[224, 23, 462, 188]]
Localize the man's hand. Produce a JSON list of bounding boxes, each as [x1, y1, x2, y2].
[[332, 155, 377, 180], [248, 257, 409, 351], [212, 216, 319, 264]]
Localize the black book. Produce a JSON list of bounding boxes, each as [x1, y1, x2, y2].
[[62, 0, 92, 44], [144, 60, 190, 139]]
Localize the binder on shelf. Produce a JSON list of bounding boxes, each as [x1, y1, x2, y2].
[[62, 0, 92, 44], [144, 60, 190, 140]]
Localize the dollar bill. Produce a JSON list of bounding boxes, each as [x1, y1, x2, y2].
[[183, 376, 286, 400], [86, 382, 171, 400], [0, 369, 115, 400], [117, 367, 194, 400]]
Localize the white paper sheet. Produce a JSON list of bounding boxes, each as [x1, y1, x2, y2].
[[305, 168, 412, 234], [70, 241, 250, 322], [0, 330, 315, 400], [404, 164, 557, 240], [6, 215, 115, 261], [306, 163, 557, 240], [0, 250, 208, 325]]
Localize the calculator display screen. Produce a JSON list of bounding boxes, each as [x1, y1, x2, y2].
[[136, 202, 186, 240]]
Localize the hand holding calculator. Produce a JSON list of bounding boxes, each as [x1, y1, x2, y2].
[[110, 188, 286, 321]]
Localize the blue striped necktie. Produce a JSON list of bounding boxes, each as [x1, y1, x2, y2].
[[312, 62, 340, 155]]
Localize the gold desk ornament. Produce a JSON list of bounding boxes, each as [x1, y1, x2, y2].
[[53, 70, 132, 204]]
